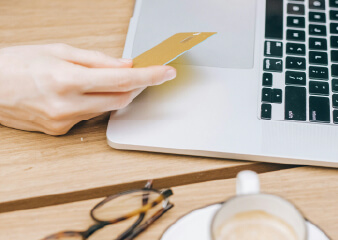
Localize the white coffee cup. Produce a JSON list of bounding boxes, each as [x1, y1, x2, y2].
[[210, 170, 307, 240]]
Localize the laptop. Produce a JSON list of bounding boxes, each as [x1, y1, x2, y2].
[[107, 0, 338, 167]]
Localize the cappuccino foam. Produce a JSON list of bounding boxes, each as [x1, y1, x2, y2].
[[215, 210, 299, 240]]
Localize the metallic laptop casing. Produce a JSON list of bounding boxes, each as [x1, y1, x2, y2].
[[107, 0, 338, 167]]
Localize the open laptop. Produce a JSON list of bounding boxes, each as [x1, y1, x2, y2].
[[107, 0, 338, 167]]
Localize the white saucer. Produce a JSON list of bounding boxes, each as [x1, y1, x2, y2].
[[161, 204, 330, 240]]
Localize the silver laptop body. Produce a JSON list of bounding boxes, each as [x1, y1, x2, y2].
[[107, 0, 338, 167]]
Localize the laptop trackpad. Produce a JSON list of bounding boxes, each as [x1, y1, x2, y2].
[[131, 0, 257, 69]]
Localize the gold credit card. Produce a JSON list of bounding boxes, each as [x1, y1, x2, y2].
[[132, 32, 217, 68]]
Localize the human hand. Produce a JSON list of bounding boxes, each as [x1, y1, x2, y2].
[[0, 44, 176, 135]]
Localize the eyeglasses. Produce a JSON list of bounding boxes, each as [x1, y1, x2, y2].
[[42, 181, 174, 240]]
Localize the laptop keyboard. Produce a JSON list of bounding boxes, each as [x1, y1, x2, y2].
[[261, 0, 338, 124]]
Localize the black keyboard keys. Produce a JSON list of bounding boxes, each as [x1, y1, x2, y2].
[[287, 16, 305, 28], [272, 89, 283, 103], [309, 24, 327, 36], [333, 110, 338, 124], [332, 64, 338, 77], [261, 104, 272, 120], [332, 79, 338, 92], [333, 94, 338, 108], [309, 81, 329, 95], [286, 56, 306, 70], [287, 3, 305, 15], [285, 71, 306, 85], [309, 38, 327, 50], [265, 0, 284, 40], [261, 0, 338, 126], [264, 41, 283, 57], [285, 86, 307, 121], [262, 88, 272, 102], [263, 58, 283, 72], [309, 12, 326, 23], [331, 50, 338, 63], [330, 23, 338, 34], [331, 36, 338, 48], [286, 43, 306, 55], [287, 29, 305, 41], [262, 73, 273, 86], [309, 66, 329, 80], [330, 0, 338, 7], [262, 88, 282, 103], [309, 0, 325, 10], [309, 96, 330, 123], [330, 10, 338, 21], [309, 51, 328, 65]]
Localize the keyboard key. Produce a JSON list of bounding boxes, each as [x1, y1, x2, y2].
[[285, 86, 306, 121], [286, 56, 306, 70], [332, 79, 338, 92], [287, 3, 305, 15], [265, 0, 283, 39], [309, 24, 327, 36], [287, 16, 305, 28], [333, 110, 338, 124], [264, 41, 283, 57], [272, 89, 283, 103], [330, 0, 338, 8], [286, 71, 306, 85], [331, 36, 338, 48], [309, 51, 328, 65], [309, 96, 330, 123], [330, 23, 338, 34], [309, 12, 326, 23], [332, 64, 338, 77], [309, 81, 329, 95], [261, 104, 272, 120], [287, 29, 305, 41], [286, 43, 306, 55], [309, 38, 327, 50], [263, 58, 283, 72], [333, 94, 338, 108], [331, 50, 338, 63], [262, 73, 273, 86], [262, 88, 272, 102], [330, 10, 338, 21], [309, 66, 329, 80], [309, 0, 325, 10]]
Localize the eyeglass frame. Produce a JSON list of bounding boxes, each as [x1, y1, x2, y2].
[[43, 180, 174, 240]]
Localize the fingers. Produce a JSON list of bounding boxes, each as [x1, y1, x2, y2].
[[77, 66, 177, 93], [75, 89, 144, 115], [24, 89, 143, 121], [0, 112, 103, 136], [46, 43, 133, 68], [0, 116, 59, 135]]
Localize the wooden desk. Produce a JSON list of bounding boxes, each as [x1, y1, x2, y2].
[[1, 167, 337, 239], [0, 1, 336, 239]]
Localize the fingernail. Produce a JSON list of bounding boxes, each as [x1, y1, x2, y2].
[[118, 58, 132, 64], [164, 69, 176, 81]]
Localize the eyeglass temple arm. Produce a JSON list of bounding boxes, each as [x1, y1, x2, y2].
[[82, 222, 110, 239], [115, 213, 146, 240], [115, 182, 153, 240], [123, 203, 174, 240]]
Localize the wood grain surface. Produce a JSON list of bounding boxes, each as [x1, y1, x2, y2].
[[1, 167, 337, 240], [1, 2, 336, 240], [0, 0, 292, 214], [0, 116, 287, 213]]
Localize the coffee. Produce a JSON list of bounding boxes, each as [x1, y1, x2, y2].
[[214, 210, 299, 240]]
